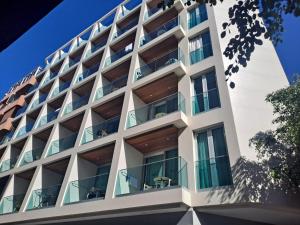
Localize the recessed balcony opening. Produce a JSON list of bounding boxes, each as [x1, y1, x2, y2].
[[0, 168, 35, 215], [63, 47, 84, 73], [19, 127, 52, 167], [14, 93, 34, 118], [0, 147, 5, 161], [42, 63, 62, 87], [0, 119, 20, 145], [47, 113, 83, 157], [30, 90, 49, 111], [75, 54, 102, 84], [104, 32, 135, 68], [36, 95, 64, 129], [82, 96, 123, 144], [85, 30, 109, 60], [70, 27, 92, 54], [35, 71, 46, 85], [0, 175, 9, 198], [116, 125, 187, 196], [140, 10, 183, 47], [113, 10, 140, 40], [128, 74, 185, 128], [63, 79, 94, 116], [27, 158, 70, 210], [6, 75, 38, 98], [95, 60, 130, 101], [135, 37, 184, 81], [64, 143, 114, 204], [16, 108, 41, 138], [51, 78, 71, 99]]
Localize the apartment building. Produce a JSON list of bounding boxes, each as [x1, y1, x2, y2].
[[0, 0, 296, 224]]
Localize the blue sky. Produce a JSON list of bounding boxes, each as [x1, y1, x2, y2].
[[0, 0, 299, 98]]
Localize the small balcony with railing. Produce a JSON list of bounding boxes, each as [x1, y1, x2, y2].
[[29, 91, 48, 111], [113, 10, 139, 41], [81, 95, 123, 145], [104, 31, 135, 69], [62, 47, 84, 74], [95, 60, 130, 102], [15, 115, 37, 139], [75, 60, 100, 85], [64, 144, 114, 204], [42, 62, 62, 87], [91, 10, 115, 39], [0, 168, 35, 214], [0, 130, 15, 146], [51, 80, 71, 99], [85, 30, 108, 60], [0, 176, 9, 199], [63, 79, 93, 116], [27, 158, 69, 210], [127, 74, 186, 129], [118, 0, 141, 20], [18, 128, 51, 166], [36, 108, 60, 129], [116, 126, 188, 196], [14, 93, 34, 119], [135, 39, 186, 82], [47, 114, 82, 157]]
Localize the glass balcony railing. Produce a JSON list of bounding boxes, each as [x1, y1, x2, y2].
[[63, 55, 82, 72], [81, 116, 120, 144], [144, 7, 163, 20], [37, 110, 60, 128], [104, 45, 133, 67], [94, 75, 128, 101], [19, 147, 44, 166], [64, 173, 109, 204], [85, 40, 107, 59], [195, 155, 232, 190], [52, 53, 66, 65], [0, 158, 17, 173], [113, 18, 139, 39], [127, 92, 185, 128], [63, 95, 89, 115], [15, 104, 28, 118], [16, 123, 34, 138], [27, 185, 61, 210], [47, 133, 78, 156], [115, 157, 188, 196], [0, 194, 25, 215], [0, 131, 14, 146], [140, 16, 181, 46], [135, 48, 185, 81], [42, 71, 59, 86], [192, 88, 220, 115], [30, 94, 47, 110], [190, 43, 213, 65], [75, 64, 99, 84], [51, 81, 71, 98]]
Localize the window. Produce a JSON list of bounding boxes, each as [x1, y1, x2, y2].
[[196, 126, 232, 189], [189, 32, 213, 65], [193, 71, 220, 114], [188, 3, 208, 29]]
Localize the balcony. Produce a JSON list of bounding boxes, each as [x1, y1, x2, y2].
[[19, 147, 44, 166], [63, 55, 82, 73], [47, 133, 78, 156], [0, 194, 25, 215], [42, 71, 59, 86], [113, 17, 139, 40], [135, 48, 185, 81], [144, 7, 162, 20], [63, 95, 89, 116], [30, 94, 47, 110], [140, 16, 181, 47], [0, 158, 16, 173], [14, 104, 28, 118], [85, 39, 107, 59], [36, 110, 60, 128], [0, 95, 26, 116], [104, 44, 133, 68], [16, 123, 34, 138], [115, 156, 188, 196], [64, 173, 109, 204], [195, 155, 232, 189], [51, 81, 71, 98], [192, 88, 220, 115], [127, 92, 185, 128], [27, 185, 61, 210], [95, 75, 128, 101], [75, 64, 99, 84], [82, 116, 120, 144]]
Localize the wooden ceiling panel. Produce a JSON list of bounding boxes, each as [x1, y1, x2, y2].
[[16, 168, 35, 180], [134, 73, 178, 103], [74, 79, 95, 96], [126, 125, 178, 153], [93, 95, 124, 119], [80, 144, 115, 166], [61, 113, 84, 132], [34, 126, 53, 141], [44, 158, 70, 175], [144, 8, 179, 31], [102, 60, 130, 81]]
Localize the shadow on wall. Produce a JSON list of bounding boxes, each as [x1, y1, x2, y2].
[[206, 157, 300, 207]]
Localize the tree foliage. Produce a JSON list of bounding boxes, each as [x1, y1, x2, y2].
[[250, 78, 300, 190], [157, 0, 300, 86]]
